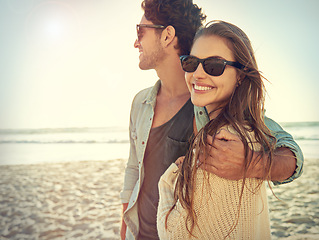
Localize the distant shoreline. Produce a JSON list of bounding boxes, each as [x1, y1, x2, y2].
[[0, 121, 318, 131]]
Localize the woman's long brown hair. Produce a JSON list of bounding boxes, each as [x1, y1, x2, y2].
[[166, 20, 276, 237]]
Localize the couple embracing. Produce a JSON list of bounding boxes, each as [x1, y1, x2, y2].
[[120, 0, 303, 239]]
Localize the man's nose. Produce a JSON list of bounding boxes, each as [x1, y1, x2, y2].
[[134, 39, 140, 48]]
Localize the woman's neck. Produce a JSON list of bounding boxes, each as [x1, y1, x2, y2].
[[207, 107, 223, 120]]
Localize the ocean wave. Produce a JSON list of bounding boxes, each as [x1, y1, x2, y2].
[[0, 127, 128, 135], [280, 121, 319, 128], [0, 139, 129, 144], [294, 137, 319, 141]]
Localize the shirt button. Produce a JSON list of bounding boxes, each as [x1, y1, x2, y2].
[[199, 111, 203, 115], [142, 141, 145, 145]]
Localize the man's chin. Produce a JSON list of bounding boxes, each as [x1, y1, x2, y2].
[[139, 63, 152, 71]]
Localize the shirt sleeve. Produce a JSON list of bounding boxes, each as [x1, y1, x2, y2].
[[264, 116, 304, 185], [120, 100, 140, 203]]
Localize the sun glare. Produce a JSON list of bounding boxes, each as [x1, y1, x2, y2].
[[25, 1, 79, 45], [45, 18, 64, 39]]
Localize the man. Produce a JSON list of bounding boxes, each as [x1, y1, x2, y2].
[[120, 0, 303, 239]]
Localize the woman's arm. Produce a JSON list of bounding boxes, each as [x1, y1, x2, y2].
[[157, 163, 183, 239]]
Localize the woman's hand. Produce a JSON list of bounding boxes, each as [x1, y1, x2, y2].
[[175, 156, 185, 169]]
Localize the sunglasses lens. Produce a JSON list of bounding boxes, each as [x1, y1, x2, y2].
[[181, 56, 227, 76], [203, 59, 225, 76], [136, 26, 142, 41], [181, 56, 199, 72]]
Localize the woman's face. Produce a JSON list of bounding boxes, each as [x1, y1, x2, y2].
[[185, 35, 238, 118]]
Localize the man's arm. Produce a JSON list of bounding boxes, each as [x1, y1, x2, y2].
[[269, 147, 296, 181], [264, 116, 303, 184], [119, 96, 141, 239], [200, 129, 299, 182], [246, 145, 297, 181], [194, 106, 304, 184]]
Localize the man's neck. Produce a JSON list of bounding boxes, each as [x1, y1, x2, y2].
[[150, 55, 191, 128], [156, 56, 190, 99]]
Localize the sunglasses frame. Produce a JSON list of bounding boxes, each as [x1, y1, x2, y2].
[[180, 55, 244, 76], [136, 24, 166, 41]]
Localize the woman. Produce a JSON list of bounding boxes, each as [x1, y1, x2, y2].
[[157, 20, 276, 239]]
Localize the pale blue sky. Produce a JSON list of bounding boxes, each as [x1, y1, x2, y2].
[[0, 0, 318, 128]]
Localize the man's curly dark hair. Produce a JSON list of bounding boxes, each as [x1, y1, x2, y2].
[[141, 0, 206, 55]]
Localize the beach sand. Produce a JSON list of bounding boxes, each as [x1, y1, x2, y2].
[[268, 157, 319, 239], [0, 159, 125, 240], [0, 157, 318, 239]]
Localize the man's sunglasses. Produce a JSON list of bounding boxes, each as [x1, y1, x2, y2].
[[180, 55, 244, 76], [136, 24, 166, 41]]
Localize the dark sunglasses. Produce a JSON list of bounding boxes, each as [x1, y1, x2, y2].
[[136, 24, 166, 41], [180, 55, 244, 76]]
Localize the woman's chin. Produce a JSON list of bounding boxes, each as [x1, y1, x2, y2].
[[190, 98, 207, 108]]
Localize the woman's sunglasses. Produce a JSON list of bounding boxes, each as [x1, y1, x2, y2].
[[180, 55, 244, 76]]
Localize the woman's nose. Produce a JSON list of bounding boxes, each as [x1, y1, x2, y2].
[[193, 63, 206, 79]]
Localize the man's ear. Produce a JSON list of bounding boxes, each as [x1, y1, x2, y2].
[[161, 25, 176, 48]]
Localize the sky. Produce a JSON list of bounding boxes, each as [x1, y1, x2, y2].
[[0, 0, 318, 129]]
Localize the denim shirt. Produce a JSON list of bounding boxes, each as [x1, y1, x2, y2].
[[120, 80, 304, 239]]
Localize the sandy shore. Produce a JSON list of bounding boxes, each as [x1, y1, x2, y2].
[[268, 157, 319, 239], [0, 157, 318, 239], [0, 159, 126, 240]]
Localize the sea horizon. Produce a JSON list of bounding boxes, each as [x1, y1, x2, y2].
[[0, 121, 318, 166]]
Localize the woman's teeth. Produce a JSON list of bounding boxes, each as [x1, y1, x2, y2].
[[194, 84, 213, 91]]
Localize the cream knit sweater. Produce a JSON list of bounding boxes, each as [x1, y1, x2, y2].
[[157, 127, 271, 240]]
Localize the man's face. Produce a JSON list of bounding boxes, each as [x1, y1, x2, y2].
[[134, 15, 165, 70]]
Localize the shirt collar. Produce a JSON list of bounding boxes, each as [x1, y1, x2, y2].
[[194, 105, 210, 131], [142, 80, 161, 108]]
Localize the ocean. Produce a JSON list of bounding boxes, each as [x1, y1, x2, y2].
[[280, 122, 319, 159], [0, 127, 130, 165], [0, 122, 318, 165]]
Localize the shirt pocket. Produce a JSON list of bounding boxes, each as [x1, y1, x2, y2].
[[164, 137, 190, 166]]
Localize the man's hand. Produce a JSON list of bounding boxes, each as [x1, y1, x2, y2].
[[199, 129, 296, 182], [120, 203, 129, 240], [199, 129, 260, 180]]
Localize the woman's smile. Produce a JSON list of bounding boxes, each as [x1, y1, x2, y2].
[[193, 83, 214, 92]]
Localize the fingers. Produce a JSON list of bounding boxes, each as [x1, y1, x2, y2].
[[206, 129, 240, 150], [209, 129, 242, 153], [175, 156, 185, 168], [176, 156, 185, 163], [215, 129, 240, 142], [206, 134, 213, 145], [200, 160, 218, 174], [198, 147, 217, 170]]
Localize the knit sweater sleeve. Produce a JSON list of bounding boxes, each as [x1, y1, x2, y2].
[[157, 163, 182, 239]]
